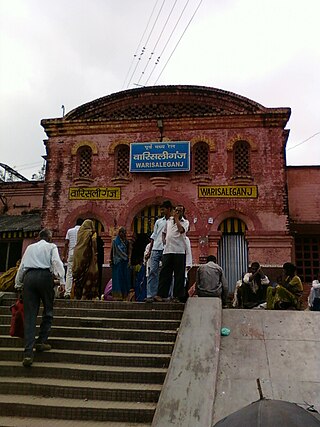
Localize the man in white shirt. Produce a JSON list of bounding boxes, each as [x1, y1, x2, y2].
[[62, 218, 83, 298], [155, 204, 189, 302], [15, 228, 65, 367], [144, 200, 173, 301]]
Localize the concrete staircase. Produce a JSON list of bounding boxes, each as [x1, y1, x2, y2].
[[0, 293, 184, 426]]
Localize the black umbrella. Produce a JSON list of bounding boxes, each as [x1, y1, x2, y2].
[[213, 399, 320, 427]]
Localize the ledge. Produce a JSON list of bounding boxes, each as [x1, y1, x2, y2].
[[152, 298, 222, 427], [149, 177, 171, 187]]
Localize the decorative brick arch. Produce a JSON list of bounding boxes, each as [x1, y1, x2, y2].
[[62, 205, 112, 234], [212, 209, 261, 232], [108, 139, 131, 155], [117, 190, 201, 233], [226, 134, 257, 152], [71, 140, 98, 155], [190, 136, 216, 152]]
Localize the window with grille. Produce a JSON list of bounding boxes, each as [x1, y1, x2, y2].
[[78, 146, 92, 177], [116, 145, 130, 176], [295, 236, 320, 283], [234, 141, 250, 176], [194, 142, 209, 175]]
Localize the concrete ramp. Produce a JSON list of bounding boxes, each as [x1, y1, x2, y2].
[[152, 298, 221, 427], [153, 299, 320, 426]]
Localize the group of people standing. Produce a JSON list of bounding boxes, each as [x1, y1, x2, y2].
[[145, 200, 190, 303], [13, 205, 319, 368], [109, 200, 192, 303]]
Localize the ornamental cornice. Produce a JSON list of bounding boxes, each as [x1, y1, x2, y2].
[[41, 111, 290, 138]]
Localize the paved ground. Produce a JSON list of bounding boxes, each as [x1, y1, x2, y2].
[[153, 299, 320, 426], [212, 308, 320, 424]]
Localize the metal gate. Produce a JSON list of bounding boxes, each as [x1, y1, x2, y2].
[[217, 218, 248, 293]]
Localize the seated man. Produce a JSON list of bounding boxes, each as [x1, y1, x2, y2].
[[195, 255, 228, 306], [267, 262, 303, 310], [308, 271, 320, 311], [238, 262, 269, 308]]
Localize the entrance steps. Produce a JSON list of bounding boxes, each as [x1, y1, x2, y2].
[[0, 294, 184, 426]]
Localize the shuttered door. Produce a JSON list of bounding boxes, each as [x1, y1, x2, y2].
[[218, 218, 248, 293]]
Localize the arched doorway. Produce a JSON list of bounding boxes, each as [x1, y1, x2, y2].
[[131, 204, 163, 265], [218, 218, 248, 293]]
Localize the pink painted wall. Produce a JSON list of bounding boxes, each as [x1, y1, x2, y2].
[[287, 167, 320, 223]]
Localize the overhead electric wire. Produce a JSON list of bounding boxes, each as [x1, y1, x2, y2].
[[144, 0, 191, 86], [287, 131, 320, 151], [122, 0, 160, 89], [126, 0, 166, 89], [154, 0, 203, 85], [136, 0, 179, 85]]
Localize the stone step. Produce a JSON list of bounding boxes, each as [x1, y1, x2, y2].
[[0, 294, 184, 425], [0, 305, 184, 319], [0, 417, 151, 427], [1, 335, 175, 354], [0, 394, 156, 423], [0, 314, 181, 330], [1, 297, 184, 311], [0, 377, 161, 402], [0, 361, 167, 384], [0, 348, 171, 368], [0, 324, 177, 341]]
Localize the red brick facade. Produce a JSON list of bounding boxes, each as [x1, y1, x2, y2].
[[39, 85, 296, 287], [2, 86, 319, 286]]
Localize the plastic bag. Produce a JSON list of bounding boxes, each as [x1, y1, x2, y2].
[[10, 298, 24, 338]]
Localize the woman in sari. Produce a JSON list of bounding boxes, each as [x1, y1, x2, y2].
[[267, 262, 303, 310], [110, 227, 131, 300], [0, 260, 20, 291], [72, 219, 99, 300]]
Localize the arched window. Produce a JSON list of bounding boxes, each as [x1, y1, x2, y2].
[[233, 140, 250, 176], [194, 142, 209, 175], [78, 146, 92, 178], [116, 145, 130, 177]]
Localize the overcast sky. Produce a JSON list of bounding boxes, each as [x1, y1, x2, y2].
[[0, 0, 319, 179]]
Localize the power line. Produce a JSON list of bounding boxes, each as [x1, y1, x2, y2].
[[144, 0, 191, 86], [154, 0, 204, 85], [136, 0, 179, 85], [287, 131, 320, 151], [126, 0, 166, 89], [121, 0, 160, 90]]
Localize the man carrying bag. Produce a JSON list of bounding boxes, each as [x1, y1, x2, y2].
[[15, 228, 65, 367]]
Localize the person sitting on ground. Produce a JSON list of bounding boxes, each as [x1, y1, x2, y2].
[[237, 262, 269, 308], [267, 262, 303, 310], [195, 255, 228, 307], [308, 271, 320, 311]]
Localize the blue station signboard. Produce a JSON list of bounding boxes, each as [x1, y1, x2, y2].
[[130, 141, 190, 173]]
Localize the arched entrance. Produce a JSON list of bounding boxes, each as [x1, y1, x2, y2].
[[218, 218, 248, 293], [131, 204, 163, 265]]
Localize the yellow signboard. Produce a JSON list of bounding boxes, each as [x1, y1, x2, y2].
[[198, 185, 258, 198], [69, 187, 121, 200]]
